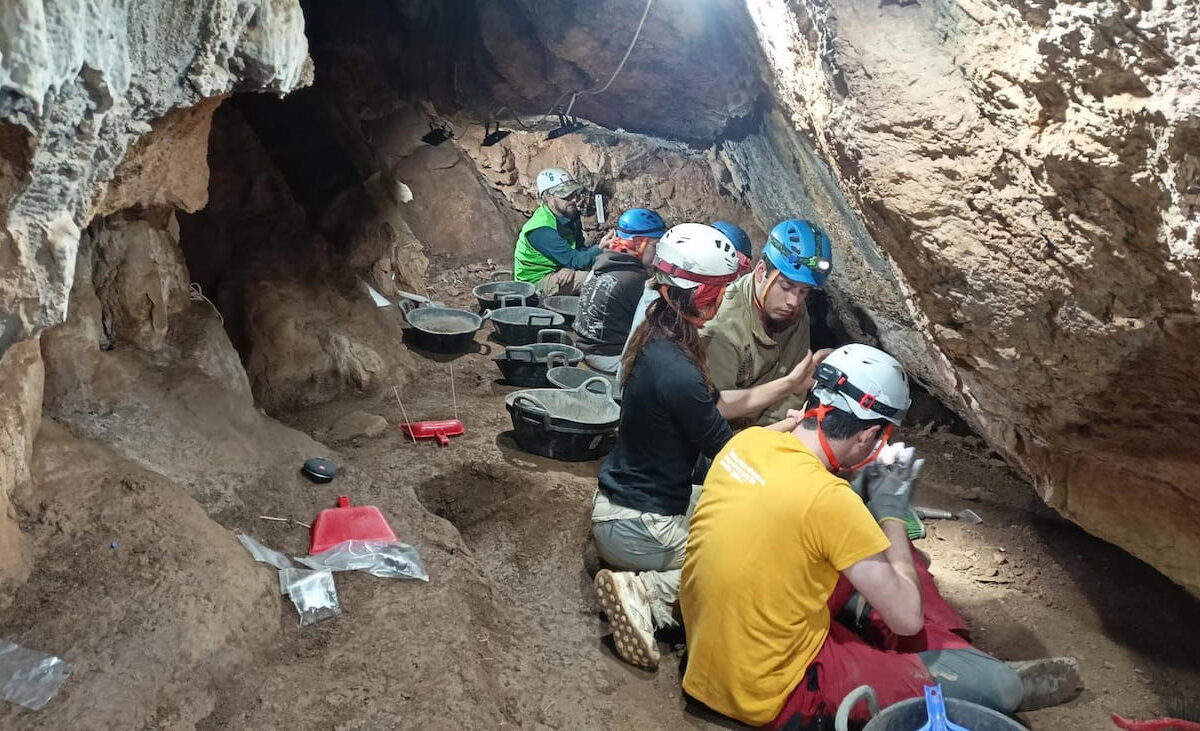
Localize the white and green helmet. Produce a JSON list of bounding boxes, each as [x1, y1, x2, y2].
[[812, 344, 911, 426], [536, 167, 583, 197]]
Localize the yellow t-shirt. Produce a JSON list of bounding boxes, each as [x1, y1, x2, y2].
[[680, 428, 890, 726]]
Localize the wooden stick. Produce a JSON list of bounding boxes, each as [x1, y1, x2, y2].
[[393, 385, 418, 445], [258, 515, 312, 529], [450, 363, 458, 421]]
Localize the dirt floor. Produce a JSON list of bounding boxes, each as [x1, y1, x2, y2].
[[3, 260, 1199, 729]]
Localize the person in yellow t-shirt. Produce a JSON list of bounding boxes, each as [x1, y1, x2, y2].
[[680, 344, 1081, 728]]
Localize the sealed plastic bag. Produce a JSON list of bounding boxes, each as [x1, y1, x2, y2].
[[278, 567, 318, 595], [236, 534, 295, 570], [285, 569, 341, 626], [298, 540, 429, 581], [0, 641, 72, 710]]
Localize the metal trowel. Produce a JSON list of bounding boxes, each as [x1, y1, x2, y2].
[[914, 506, 983, 524]]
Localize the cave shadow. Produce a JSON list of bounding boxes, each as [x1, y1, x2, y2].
[[1028, 511, 1200, 673]]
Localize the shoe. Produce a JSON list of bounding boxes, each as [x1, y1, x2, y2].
[[1010, 656, 1082, 710], [594, 570, 660, 670]]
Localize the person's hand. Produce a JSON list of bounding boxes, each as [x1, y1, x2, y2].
[[553, 267, 576, 288], [785, 348, 835, 395], [863, 441, 925, 524], [598, 230, 617, 250], [765, 412, 802, 433]]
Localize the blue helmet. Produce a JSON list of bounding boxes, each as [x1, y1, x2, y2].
[[711, 221, 752, 259], [616, 208, 667, 240], [764, 219, 833, 287]]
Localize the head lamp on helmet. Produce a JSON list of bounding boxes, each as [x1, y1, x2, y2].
[[804, 344, 911, 473], [764, 219, 834, 287]]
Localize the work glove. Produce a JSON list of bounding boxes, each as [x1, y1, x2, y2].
[[862, 442, 926, 524]]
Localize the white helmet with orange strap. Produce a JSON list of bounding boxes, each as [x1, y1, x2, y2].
[[651, 223, 741, 289], [805, 344, 911, 473]]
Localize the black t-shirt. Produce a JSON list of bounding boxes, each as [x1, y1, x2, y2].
[[598, 335, 734, 515]]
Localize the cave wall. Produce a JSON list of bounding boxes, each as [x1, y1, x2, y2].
[[736, 0, 1200, 595], [0, 0, 313, 593]]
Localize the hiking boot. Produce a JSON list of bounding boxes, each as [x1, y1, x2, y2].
[[594, 569, 660, 670], [1010, 656, 1082, 710]]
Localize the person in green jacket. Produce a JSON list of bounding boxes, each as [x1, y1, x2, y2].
[[513, 167, 610, 296], [701, 219, 833, 428]]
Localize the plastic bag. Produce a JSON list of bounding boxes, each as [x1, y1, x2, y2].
[[278, 567, 318, 595], [0, 641, 72, 710], [285, 569, 341, 627], [237, 534, 295, 570], [298, 540, 429, 581]]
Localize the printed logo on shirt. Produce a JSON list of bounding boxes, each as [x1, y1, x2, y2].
[[718, 450, 766, 487]]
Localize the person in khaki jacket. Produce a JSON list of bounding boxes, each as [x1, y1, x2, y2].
[[701, 219, 833, 428]]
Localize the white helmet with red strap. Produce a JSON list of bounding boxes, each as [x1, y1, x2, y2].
[[812, 344, 910, 425], [651, 223, 741, 290]]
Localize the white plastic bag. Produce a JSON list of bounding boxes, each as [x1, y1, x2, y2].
[[298, 540, 429, 581], [0, 641, 72, 710], [285, 569, 341, 627]]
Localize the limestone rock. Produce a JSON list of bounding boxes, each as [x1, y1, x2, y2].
[[0, 337, 43, 598], [328, 411, 390, 442], [0, 0, 312, 355]]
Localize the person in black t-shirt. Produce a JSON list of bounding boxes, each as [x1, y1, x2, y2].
[[592, 223, 829, 671]]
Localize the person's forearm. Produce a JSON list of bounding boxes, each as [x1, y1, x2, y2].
[[881, 520, 923, 632], [716, 377, 793, 420]]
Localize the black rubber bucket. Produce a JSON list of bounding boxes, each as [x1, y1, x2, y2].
[[473, 280, 538, 313], [493, 331, 583, 386], [504, 378, 620, 461], [405, 306, 482, 354], [542, 295, 580, 328], [835, 686, 1024, 731], [546, 366, 622, 402], [484, 305, 565, 345]]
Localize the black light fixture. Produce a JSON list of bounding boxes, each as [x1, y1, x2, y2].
[[481, 119, 511, 147], [547, 111, 584, 140], [421, 121, 454, 146]]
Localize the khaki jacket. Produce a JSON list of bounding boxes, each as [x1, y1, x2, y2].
[[700, 274, 811, 427]]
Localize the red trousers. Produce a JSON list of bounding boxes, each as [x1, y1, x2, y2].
[[766, 547, 975, 729]]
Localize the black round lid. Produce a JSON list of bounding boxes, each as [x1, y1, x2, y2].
[[302, 457, 337, 483]]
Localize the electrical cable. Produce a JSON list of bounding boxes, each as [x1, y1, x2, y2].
[[559, 0, 655, 117]]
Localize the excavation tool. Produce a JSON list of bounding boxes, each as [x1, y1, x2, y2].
[[914, 506, 983, 524], [309, 495, 398, 554], [392, 372, 465, 448]]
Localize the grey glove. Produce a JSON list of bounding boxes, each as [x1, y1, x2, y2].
[[864, 442, 925, 524]]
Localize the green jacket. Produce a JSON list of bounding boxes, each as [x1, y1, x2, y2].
[[513, 204, 583, 283], [700, 274, 811, 428]]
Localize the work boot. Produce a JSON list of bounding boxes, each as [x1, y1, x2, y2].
[[1009, 656, 1082, 710], [594, 569, 660, 670]]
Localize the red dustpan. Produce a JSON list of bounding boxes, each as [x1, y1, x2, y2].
[[399, 418, 464, 447], [309, 495, 397, 554]]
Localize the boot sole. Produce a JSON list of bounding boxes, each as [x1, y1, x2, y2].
[[594, 570, 660, 670], [1014, 657, 1082, 711]]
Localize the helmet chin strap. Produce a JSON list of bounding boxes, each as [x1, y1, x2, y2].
[[751, 269, 781, 315], [802, 404, 894, 474]]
